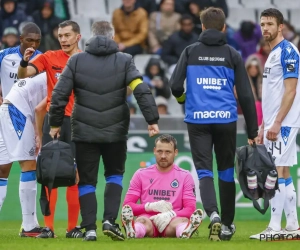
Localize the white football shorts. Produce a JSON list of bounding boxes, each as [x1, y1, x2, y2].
[[264, 126, 299, 167], [0, 104, 36, 164]]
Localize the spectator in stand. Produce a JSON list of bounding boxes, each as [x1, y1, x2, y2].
[[161, 14, 198, 75], [245, 55, 263, 126], [155, 96, 169, 115], [0, 0, 33, 40], [190, 0, 228, 17], [136, 0, 157, 15], [42, 21, 61, 51], [254, 39, 270, 67], [148, 0, 181, 54], [282, 20, 300, 51], [32, 0, 62, 51], [112, 0, 148, 56], [0, 27, 19, 49], [234, 21, 262, 62], [143, 57, 171, 99], [187, 1, 202, 35]]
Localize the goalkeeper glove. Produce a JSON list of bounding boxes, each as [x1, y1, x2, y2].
[[145, 200, 173, 213], [150, 210, 176, 233]]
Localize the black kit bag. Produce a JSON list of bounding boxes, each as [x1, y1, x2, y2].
[[235, 143, 279, 214], [36, 138, 76, 216]]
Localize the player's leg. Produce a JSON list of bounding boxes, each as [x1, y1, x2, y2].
[[282, 128, 300, 236], [76, 141, 101, 241], [187, 123, 219, 240], [212, 122, 237, 241], [0, 105, 13, 212], [101, 141, 126, 241], [0, 163, 12, 212], [18, 160, 42, 237], [164, 209, 203, 238], [1, 104, 42, 237], [60, 116, 81, 238], [121, 205, 155, 239]]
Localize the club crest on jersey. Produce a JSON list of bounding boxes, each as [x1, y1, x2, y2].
[[55, 73, 61, 79], [281, 126, 291, 146], [12, 61, 16, 66], [170, 179, 179, 188], [18, 80, 26, 87]]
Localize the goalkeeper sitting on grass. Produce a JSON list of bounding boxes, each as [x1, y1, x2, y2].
[[121, 134, 203, 239]]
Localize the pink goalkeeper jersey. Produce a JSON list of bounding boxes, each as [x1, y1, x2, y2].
[[126, 164, 196, 212]]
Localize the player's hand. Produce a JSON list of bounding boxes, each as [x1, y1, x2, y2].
[[23, 47, 35, 61], [148, 124, 159, 137], [150, 210, 176, 233], [266, 121, 281, 142], [0, 95, 3, 105], [145, 200, 173, 213], [248, 137, 260, 146], [49, 126, 61, 139]]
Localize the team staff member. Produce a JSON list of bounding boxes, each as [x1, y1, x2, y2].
[[48, 21, 159, 242], [17, 20, 82, 239], [170, 7, 258, 241]]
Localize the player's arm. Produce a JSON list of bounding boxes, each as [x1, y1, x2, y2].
[[17, 48, 39, 78], [49, 55, 76, 128], [123, 171, 172, 216], [234, 50, 258, 140], [35, 97, 47, 139], [275, 48, 299, 124], [122, 171, 146, 216], [169, 47, 188, 104]]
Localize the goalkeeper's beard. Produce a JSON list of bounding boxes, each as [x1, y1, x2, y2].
[[157, 159, 174, 169]]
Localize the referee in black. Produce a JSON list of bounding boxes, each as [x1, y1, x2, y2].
[[170, 7, 258, 241]]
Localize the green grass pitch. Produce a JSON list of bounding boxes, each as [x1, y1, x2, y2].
[[0, 220, 298, 250]]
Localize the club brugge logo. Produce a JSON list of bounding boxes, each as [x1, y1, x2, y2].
[[170, 179, 179, 188]]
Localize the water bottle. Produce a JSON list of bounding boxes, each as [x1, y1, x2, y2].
[[247, 170, 259, 200], [264, 170, 277, 190]]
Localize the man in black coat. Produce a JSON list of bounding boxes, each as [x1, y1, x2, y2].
[[48, 21, 160, 242]]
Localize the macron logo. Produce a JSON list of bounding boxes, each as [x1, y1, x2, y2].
[[286, 47, 292, 54], [194, 110, 231, 119]]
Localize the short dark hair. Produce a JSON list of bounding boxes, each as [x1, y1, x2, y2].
[[21, 22, 41, 36], [155, 134, 177, 150], [180, 14, 194, 24], [260, 8, 284, 25], [58, 20, 80, 33], [200, 7, 225, 31]]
